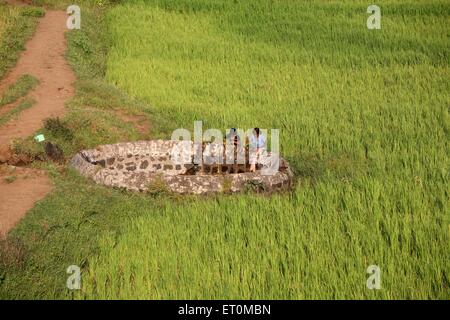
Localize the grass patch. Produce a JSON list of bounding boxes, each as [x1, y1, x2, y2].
[[3, 175, 17, 183], [146, 174, 170, 197], [0, 74, 39, 108], [0, 237, 27, 271], [20, 7, 45, 17], [10, 136, 46, 163], [243, 179, 267, 194], [0, 98, 35, 126], [0, 5, 42, 79], [28, 0, 120, 10], [44, 118, 74, 142]]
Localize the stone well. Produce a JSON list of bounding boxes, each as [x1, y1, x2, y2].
[[70, 140, 294, 194]]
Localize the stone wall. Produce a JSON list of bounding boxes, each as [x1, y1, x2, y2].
[[70, 140, 294, 194]]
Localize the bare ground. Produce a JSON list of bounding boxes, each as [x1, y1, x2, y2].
[[0, 165, 52, 237]]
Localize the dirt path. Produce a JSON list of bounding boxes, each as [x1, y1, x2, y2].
[[0, 10, 75, 147], [0, 165, 52, 237], [3, 0, 32, 7], [0, 9, 75, 236]]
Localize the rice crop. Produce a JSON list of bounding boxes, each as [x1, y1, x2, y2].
[[78, 0, 449, 299]]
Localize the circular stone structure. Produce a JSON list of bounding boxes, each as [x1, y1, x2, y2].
[[70, 140, 294, 195]]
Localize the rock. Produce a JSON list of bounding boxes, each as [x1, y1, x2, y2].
[[44, 142, 64, 162]]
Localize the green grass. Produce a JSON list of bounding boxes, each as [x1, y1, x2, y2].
[[19, 6, 45, 17], [0, 167, 176, 299], [26, 0, 123, 10], [82, 184, 448, 299], [3, 175, 17, 183], [0, 3, 164, 299], [0, 4, 42, 79], [0, 0, 448, 300], [9, 3, 170, 163], [0, 98, 35, 126], [84, 0, 449, 299], [0, 74, 39, 108]]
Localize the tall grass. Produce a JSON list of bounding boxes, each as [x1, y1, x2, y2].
[[83, 181, 448, 299], [0, 4, 41, 78], [78, 0, 449, 299]]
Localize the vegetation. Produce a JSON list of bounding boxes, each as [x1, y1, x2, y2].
[[80, 0, 448, 299], [0, 5, 41, 79], [0, 98, 35, 126], [9, 2, 170, 162], [0, 74, 39, 108], [3, 175, 17, 183], [0, 0, 448, 299], [146, 174, 171, 197], [19, 6, 45, 17], [0, 1, 173, 299]]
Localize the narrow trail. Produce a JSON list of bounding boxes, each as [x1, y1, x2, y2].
[[0, 7, 75, 236], [0, 10, 75, 149], [2, 0, 31, 6], [0, 166, 51, 236]]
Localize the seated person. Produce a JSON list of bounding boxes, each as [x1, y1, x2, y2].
[[249, 127, 266, 172], [226, 128, 240, 146]]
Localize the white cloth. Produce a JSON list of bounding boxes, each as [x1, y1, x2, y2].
[[249, 134, 266, 149], [249, 134, 266, 165]]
